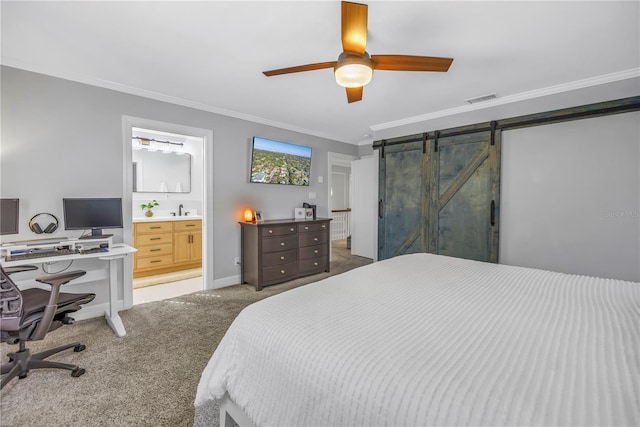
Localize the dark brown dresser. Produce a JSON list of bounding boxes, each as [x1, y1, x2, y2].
[[240, 218, 331, 290]]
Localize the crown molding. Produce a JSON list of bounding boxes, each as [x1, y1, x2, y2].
[[370, 68, 640, 132], [0, 57, 351, 144]]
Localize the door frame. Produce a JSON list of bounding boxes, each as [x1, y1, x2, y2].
[[122, 116, 214, 308], [327, 152, 357, 257]]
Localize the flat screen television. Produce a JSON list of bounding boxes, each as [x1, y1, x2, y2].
[[0, 198, 19, 235], [63, 198, 123, 239], [249, 137, 312, 186]]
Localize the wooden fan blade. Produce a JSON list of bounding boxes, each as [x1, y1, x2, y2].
[[346, 86, 363, 103], [342, 1, 368, 55], [263, 61, 336, 77], [371, 55, 453, 72]]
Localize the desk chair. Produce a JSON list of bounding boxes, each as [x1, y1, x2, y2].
[[0, 264, 95, 389]]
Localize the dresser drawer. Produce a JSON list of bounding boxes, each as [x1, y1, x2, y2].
[[297, 222, 329, 233], [137, 233, 173, 246], [262, 249, 297, 266], [174, 220, 201, 232], [136, 243, 173, 258], [299, 244, 327, 260], [298, 231, 328, 247], [262, 235, 297, 253], [299, 257, 327, 274], [136, 254, 174, 270], [135, 221, 173, 234], [263, 262, 298, 283], [261, 225, 297, 237]]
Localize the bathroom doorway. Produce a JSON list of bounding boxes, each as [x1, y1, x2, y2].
[[122, 117, 213, 307]]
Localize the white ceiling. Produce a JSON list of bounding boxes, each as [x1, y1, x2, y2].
[[2, 1, 638, 145]]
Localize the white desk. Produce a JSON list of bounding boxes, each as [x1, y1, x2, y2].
[[1, 244, 137, 337]]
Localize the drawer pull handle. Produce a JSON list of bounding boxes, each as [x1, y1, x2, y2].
[[151, 260, 162, 264], [150, 238, 161, 241], [314, 262, 318, 266], [314, 237, 318, 242], [150, 249, 161, 252], [186, 224, 195, 227], [322, 224, 326, 228], [280, 270, 286, 274], [305, 226, 309, 230], [314, 250, 318, 254], [290, 228, 294, 232], [280, 256, 285, 260], [151, 226, 161, 229], [280, 242, 285, 247], [268, 230, 273, 234]]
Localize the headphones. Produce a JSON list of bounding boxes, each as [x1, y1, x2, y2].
[[29, 213, 59, 234]]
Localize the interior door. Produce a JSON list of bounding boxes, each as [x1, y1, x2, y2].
[[428, 130, 501, 262], [378, 139, 426, 260], [351, 157, 377, 259]]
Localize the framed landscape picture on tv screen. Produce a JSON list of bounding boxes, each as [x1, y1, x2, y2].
[[249, 137, 312, 186]]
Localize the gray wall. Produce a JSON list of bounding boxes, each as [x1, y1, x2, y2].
[[1, 66, 358, 303], [500, 111, 639, 282]]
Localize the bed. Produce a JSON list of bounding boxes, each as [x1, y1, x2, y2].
[[195, 253, 639, 426]]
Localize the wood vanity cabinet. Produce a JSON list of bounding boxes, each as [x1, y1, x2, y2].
[[240, 218, 331, 291], [173, 220, 203, 264], [133, 219, 202, 278]]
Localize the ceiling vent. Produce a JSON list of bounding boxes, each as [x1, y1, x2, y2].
[[465, 93, 498, 104]]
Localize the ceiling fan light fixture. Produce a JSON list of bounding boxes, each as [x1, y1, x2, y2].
[[334, 52, 373, 88]]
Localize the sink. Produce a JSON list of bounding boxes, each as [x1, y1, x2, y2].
[[133, 215, 202, 222]]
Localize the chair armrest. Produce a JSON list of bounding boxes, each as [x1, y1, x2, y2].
[[3, 265, 39, 275], [35, 270, 87, 287], [35, 270, 87, 307]]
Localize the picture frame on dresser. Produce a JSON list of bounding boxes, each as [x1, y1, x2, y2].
[[304, 208, 314, 220], [254, 211, 264, 222]]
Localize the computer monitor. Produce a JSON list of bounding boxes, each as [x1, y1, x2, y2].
[[0, 198, 19, 235], [63, 198, 123, 239]]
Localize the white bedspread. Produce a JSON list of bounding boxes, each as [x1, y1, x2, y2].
[[195, 253, 639, 426]]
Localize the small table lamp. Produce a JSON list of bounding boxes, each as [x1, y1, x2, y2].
[[244, 208, 254, 222]]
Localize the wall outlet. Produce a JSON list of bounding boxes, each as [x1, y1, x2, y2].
[[234, 257, 240, 266]]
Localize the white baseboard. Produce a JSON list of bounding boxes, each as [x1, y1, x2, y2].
[[211, 274, 241, 289]]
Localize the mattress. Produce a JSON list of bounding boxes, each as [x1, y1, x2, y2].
[[195, 253, 639, 426]]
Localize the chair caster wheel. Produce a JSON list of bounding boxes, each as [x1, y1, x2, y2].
[[71, 368, 85, 377], [19, 371, 29, 379], [74, 344, 86, 352]]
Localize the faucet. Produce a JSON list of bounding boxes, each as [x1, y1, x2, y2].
[[179, 204, 184, 216]]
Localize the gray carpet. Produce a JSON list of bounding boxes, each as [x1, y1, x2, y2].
[[0, 243, 371, 426]]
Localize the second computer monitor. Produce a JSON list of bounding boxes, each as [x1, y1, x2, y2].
[[63, 198, 123, 239], [0, 198, 19, 236]]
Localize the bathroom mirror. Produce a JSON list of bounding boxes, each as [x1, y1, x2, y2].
[[132, 150, 191, 193]]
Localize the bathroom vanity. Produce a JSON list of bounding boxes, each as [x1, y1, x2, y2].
[[133, 216, 202, 278]]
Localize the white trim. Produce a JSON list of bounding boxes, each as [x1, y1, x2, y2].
[[327, 152, 357, 259], [370, 68, 640, 132], [212, 274, 242, 289], [2, 57, 350, 144], [122, 116, 215, 305]]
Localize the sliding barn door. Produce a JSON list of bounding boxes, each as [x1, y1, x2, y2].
[[378, 140, 426, 260], [377, 130, 501, 263], [429, 131, 501, 262]]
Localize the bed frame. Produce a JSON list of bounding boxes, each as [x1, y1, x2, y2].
[[219, 393, 255, 427]]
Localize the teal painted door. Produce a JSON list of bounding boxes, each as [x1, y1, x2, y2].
[[428, 131, 501, 262], [378, 130, 500, 262], [378, 139, 426, 260]]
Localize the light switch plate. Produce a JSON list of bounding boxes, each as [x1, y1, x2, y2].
[[308, 192, 316, 200], [318, 176, 324, 183]]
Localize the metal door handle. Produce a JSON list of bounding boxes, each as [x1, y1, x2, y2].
[[490, 200, 496, 226], [379, 200, 383, 219]]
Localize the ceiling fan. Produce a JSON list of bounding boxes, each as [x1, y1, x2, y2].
[[263, 1, 454, 103]]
